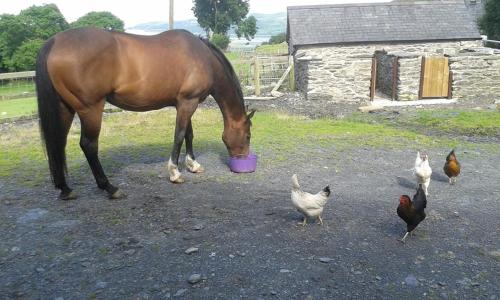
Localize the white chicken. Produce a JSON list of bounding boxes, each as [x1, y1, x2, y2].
[[414, 151, 432, 196], [291, 174, 331, 226]]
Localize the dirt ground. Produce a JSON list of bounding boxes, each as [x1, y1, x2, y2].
[[1, 97, 499, 299]]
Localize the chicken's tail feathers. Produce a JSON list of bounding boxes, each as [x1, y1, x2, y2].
[[323, 185, 331, 197], [291, 174, 300, 190]]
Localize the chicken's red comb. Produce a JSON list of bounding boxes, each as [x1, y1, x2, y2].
[[399, 195, 411, 204]]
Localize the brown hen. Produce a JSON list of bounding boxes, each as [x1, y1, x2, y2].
[[444, 149, 461, 184]]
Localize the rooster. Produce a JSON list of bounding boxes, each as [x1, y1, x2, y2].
[[414, 151, 432, 196], [443, 149, 461, 184], [397, 184, 427, 243], [291, 174, 331, 226]]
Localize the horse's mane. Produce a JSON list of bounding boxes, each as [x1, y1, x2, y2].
[[200, 38, 244, 106]]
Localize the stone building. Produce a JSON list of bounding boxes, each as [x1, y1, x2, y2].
[[287, 1, 500, 103]]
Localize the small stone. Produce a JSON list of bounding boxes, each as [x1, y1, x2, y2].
[[471, 282, 480, 287], [376, 276, 382, 281], [36, 267, 45, 273], [11, 246, 20, 252], [318, 257, 332, 263], [280, 269, 291, 273], [124, 249, 136, 255], [438, 282, 446, 286], [174, 289, 187, 297], [488, 250, 500, 260], [54, 297, 64, 300], [354, 271, 362, 275], [17, 208, 49, 224], [128, 237, 140, 244], [184, 247, 199, 255], [188, 274, 202, 284], [96, 281, 108, 289], [405, 274, 418, 287], [81, 262, 91, 268], [270, 291, 277, 295], [229, 254, 235, 258], [192, 224, 204, 231]]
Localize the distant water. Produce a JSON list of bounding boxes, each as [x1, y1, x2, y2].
[[126, 29, 270, 50]]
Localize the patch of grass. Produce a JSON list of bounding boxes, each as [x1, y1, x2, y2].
[[255, 43, 288, 55], [348, 109, 500, 137], [0, 80, 35, 97], [1, 108, 499, 184], [97, 247, 110, 255], [0, 97, 37, 119]]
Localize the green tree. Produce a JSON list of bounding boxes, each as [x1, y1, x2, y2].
[[0, 4, 68, 71], [9, 39, 45, 71], [210, 33, 231, 50], [268, 32, 286, 45], [71, 11, 125, 31], [235, 15, 257, 41], [192, 0, 257, 40], [0, 14, 29, 71], [19, 4, 69, 40], [478, 0, 500, 40]]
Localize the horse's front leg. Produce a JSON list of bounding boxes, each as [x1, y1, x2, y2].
[[184, 120, 204, 174], [168, 103, 198, 183]]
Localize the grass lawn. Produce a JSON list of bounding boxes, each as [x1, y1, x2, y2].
[[1, 108, 499, 186], [348, 109, 500, 137], [0, 80, 35, 97], [0, 97, 37, 119]]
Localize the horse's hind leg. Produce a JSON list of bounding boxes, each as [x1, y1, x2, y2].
[[56, 103, 76, 200], [184, 120, 204, 173], [78, 108, 125, 199]]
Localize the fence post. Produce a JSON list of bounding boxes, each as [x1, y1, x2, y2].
[[253, 56, 261, 96], [288, 55, 295, 92]]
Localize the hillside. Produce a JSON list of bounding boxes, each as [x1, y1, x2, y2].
[[127, 12, 286, 37]]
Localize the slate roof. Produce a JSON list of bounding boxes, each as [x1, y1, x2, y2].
[[287, 1, 482, 51]]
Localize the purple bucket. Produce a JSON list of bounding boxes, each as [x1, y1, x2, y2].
[[228, 153, 258, 173]]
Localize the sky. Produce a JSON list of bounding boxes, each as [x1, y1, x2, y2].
[[0, 0, 390, 28]]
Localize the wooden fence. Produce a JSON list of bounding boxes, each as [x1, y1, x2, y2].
[[0, 51, 294, 102], [0, 71, 36, 100]]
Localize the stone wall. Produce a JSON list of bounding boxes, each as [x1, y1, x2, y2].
[[397, 55, 421, 101], [450, 51, 500, 102], [294, 40, 483, 102]]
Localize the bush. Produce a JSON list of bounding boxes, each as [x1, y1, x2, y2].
[[268, 32, 286, 45], [210, 33, 230, 50]]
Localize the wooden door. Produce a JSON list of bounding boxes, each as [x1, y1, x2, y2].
[[370, 56, 377, 101], [419, 56, 450, 98]]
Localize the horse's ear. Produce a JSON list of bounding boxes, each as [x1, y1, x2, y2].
[[247, 109, 256, 120]]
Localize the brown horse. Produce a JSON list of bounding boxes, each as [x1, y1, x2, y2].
[[36, 28, 254, 200]]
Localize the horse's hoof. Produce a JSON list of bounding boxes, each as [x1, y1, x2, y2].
[[191, 166, 205, 174], [109, 189, 126, 200], [170, 177, 186, 184], [60, 191, 77, 200]]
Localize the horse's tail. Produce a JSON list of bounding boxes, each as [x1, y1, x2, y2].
[[35, 37, 67, 185]]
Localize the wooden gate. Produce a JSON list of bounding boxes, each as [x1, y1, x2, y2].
[[419, 56, 451, 99]]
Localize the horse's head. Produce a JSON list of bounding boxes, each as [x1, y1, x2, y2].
[[222, 110, 255, 157]]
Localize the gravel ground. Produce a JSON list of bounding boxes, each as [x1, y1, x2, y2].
[[1, 95, 499, 299]]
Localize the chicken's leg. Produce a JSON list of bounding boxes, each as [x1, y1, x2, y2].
[[301, 216, 307, 226], [400, 232, 410, 243], [318, 215, 324, 226]]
